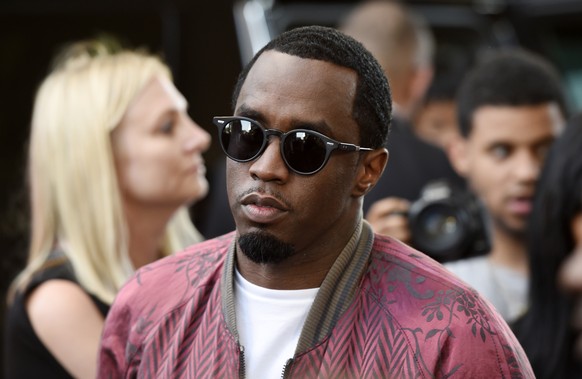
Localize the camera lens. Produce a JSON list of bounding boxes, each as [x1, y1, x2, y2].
[[420, 206, 460, 237], [407, 180, 490, 262], [410, 202, 468, 259]]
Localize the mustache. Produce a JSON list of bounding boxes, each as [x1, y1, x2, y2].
[[236, 187, 293, 210]]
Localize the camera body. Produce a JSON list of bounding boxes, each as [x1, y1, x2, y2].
[[408, 180, 490, 262]]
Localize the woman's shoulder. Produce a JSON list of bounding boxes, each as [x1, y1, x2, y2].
[[27, 279, 104, 327], [24, 278, 107, 378], [25, 259, 108, 333], [23, 258, 109, 314], [5, 278, 87, 378]]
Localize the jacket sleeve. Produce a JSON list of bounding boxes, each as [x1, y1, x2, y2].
[[97, 281, 142, 379], [435, 292, 535, 378]]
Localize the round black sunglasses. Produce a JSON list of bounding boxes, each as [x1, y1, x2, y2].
[[213, 116, 373, 175]]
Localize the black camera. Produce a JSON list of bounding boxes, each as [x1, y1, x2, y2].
[[408, 180, 490, 262]]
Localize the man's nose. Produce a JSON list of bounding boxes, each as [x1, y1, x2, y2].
[[514, 150, 541, 183], [248, 138, 290, 182]]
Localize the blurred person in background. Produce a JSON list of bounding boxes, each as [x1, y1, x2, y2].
[[339, 0, 464, 249], [4, 38, 210, 378], [412, 62, 464, 151], [512, 113, 582, 378], [444, 49, 567, 323]]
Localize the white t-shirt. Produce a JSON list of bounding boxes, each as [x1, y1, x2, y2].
[[234, 269, 319, 379], [444, 255, 528, 323]]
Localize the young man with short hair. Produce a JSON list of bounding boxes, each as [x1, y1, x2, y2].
[[444, 49, 567, 323]]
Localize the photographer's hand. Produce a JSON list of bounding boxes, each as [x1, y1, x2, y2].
[[365, 197, 412, 243]]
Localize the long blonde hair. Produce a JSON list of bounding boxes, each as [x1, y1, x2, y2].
[[10, 39, 202, 304]]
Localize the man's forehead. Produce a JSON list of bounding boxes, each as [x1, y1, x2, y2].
[[235, 51, 359, 138], [245, 51, 357, 88], [470, 103, 564, 136], [237, 51, 357, 108]]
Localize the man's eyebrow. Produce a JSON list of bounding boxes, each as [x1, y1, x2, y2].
[[533, 135, 557, 147], [235, 104, 333, 135], [289, 119, 332, 136], [235, 104, 264, 121]]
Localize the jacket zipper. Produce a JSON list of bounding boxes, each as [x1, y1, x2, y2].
[[239, 347, 293, 378], [239, 345, 246, 379], [281, 358, 294, 378]]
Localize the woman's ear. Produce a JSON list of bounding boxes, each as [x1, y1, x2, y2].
[[353, 148, 389, 197], [447, 135, 469, 177]]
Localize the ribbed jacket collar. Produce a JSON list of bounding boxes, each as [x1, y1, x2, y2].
[[221, 218, 375, 352]]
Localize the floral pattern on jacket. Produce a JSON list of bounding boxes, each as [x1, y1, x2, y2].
[[98, 231, 534, 378]]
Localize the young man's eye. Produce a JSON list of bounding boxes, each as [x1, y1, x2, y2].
[[490, 145, 510, 159]]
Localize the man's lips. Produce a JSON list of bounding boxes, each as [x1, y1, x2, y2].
[[507, 196, 533, 216], [240, 193, 289, 224]]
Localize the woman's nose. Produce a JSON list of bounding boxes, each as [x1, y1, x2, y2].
[[183, 116, 211, 153]]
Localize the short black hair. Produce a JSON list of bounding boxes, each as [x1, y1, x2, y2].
[[457, 49, 567, 137], [231, 25, 392, 149]]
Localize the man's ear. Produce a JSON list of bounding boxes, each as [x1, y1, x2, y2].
[[353, 148, 389, 197], [447, 135, 469, 177]]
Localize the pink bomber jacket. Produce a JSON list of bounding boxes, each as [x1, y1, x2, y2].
[[98, 221, 534, 378]]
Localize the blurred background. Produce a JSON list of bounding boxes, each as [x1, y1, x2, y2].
[[1, 0, 581, 372]]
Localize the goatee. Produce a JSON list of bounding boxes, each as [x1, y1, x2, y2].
[[238, 231, 295, 264]]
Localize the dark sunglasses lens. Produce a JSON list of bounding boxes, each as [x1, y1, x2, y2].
[[221, 119, 264, 161], [284, 131, 327, 174]]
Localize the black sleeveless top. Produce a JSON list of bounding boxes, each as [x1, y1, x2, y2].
[[4, 260, 109, 379]]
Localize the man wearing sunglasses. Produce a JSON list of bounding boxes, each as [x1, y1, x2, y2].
[[98, 25, 533, 378]]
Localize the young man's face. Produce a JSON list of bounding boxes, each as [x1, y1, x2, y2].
[[226, 51, 372, 263], [449, 103, 564, 237]]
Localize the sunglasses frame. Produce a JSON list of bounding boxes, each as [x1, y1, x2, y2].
[[213, 116, 373, 175]]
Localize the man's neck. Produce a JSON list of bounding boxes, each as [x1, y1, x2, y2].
[[487, 228, 529, 276], [235, 239, 344, 290], [236, 216, 362, 290]]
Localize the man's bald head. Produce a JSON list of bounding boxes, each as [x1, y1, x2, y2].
[[340, 0, 434, 118]]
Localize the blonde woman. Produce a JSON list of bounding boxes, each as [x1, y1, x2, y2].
[[4, 39, 210, 378]]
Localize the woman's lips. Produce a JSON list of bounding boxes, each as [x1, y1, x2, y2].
[[187, 156, 206, 175]]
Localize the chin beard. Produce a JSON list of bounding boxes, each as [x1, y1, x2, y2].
[[494, 217, 527, 241], [238, 231, 295, 264]]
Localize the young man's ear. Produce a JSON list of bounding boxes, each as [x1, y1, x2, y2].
[[447, 135, 469, 177], [353, 148, 389, 197]]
